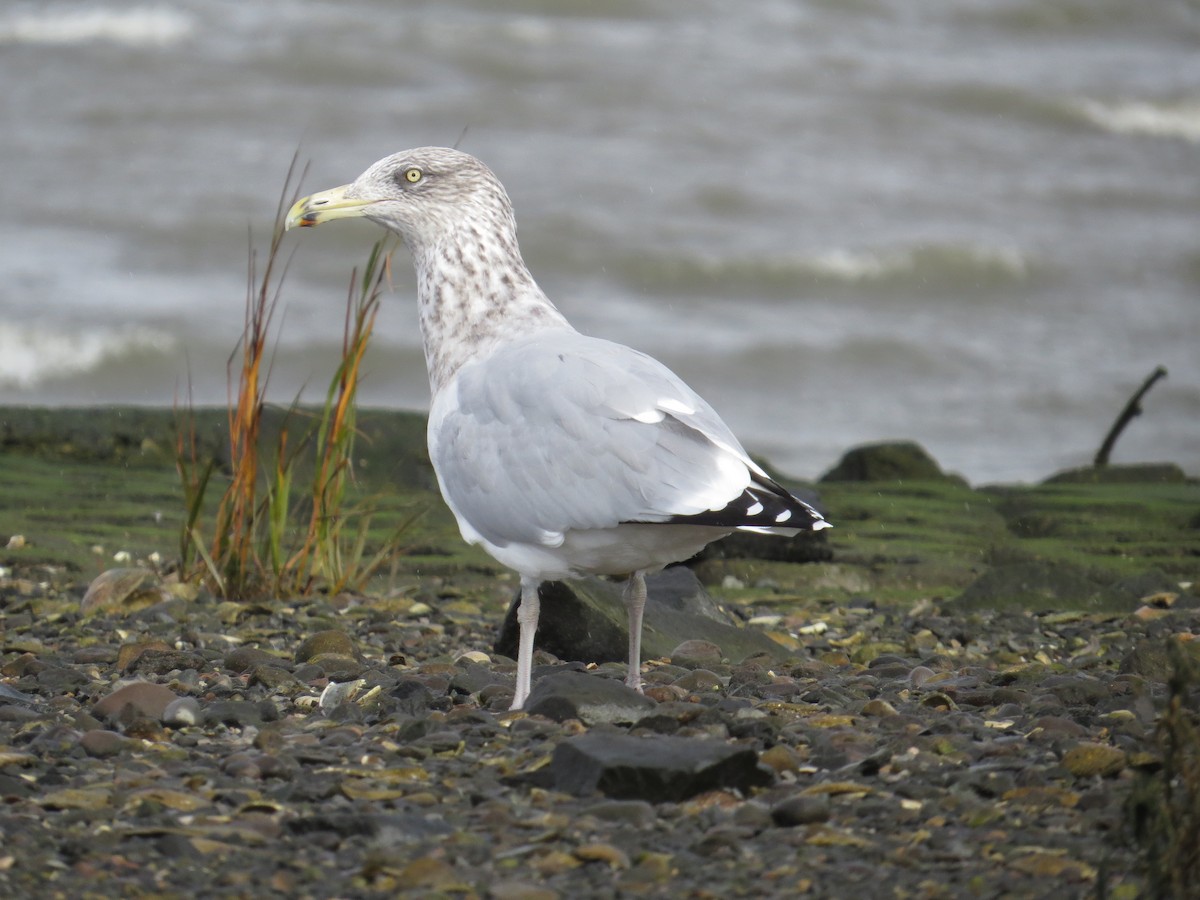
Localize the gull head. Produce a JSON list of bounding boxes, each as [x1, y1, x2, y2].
[[285, 147, 517, 248]]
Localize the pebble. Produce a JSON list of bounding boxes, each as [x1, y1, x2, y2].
[[771, 794, 832, 827], [295, 630, 358, 663], [79, 729, 137, 758], [93, 682, 179, 723], [163, 697, 202, 727]]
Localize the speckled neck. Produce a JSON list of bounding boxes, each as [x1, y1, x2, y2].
[[412, 222, 573, 394]]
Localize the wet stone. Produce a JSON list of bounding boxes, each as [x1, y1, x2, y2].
[[295, 630, 358, 663], [536, 731, 772, 802], [226, 646, 291, 673], [205, 700, 273, 728], [94, 682, 179, 723], [308, 654, 365, 681], [126, 648, 208, 676], [525, 671, 657, 725], [670, 639, 724, 669], [79, 729, 137, 758], [35, 665, 91, 692], [163, 697, 202, 728], [770, 794, 832, 827], [250, 665, 305, 693], [1061, 742, 1127, 778]]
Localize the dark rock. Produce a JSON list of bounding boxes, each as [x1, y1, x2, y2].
[[534, 731, 772, 802], [524, 671, 656, 724], [35, 665, 91, 692], [449, 662, 497, 696], [770, 793, 831, 827], [495, 567, 786, 669], [390, 680, 436, 717], [205, 700, 274, 728], [819, 441, 962, 483]]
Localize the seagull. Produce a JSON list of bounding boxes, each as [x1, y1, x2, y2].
[[286, 147, 831, 709]]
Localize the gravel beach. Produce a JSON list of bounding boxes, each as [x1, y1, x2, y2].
[[1, 558, 1195, 899]]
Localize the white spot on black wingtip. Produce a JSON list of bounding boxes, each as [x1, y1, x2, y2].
[[775, 509, 792, 523]]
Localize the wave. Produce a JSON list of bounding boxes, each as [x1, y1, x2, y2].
[[0, 6, 193, 47], [612, 242, 1034, 298], [1069, 98, 1200, 143], [0, 322, 176, 390]]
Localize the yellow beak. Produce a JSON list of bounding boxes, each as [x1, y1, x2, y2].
[[284, 184, 375, 230]]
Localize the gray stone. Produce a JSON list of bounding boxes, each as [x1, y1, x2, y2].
[[495, 567, 788, 669], [537, 731, 772, 802], [525, 671, 656, 725]]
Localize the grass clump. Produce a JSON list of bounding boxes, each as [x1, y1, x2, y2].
[[176, 160, 417, 600], [1124, 639, 1200, 899]]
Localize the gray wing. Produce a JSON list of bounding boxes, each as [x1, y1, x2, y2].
[[427, 330, 760, 548]]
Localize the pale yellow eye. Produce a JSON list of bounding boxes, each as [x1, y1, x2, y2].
[[404, 167, 423, 183]]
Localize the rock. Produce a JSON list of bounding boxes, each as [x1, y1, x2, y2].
[[93, 682, 179, 723], [495, 568, 787, 669], [861, 698, 899, 717], [226, 646, 291, 673], [819, 441, 961, 483], [1061, 743, 1127, 778], [205, 700, 275, 728], [581, 799, 657, 827], [770, 794, 832, 827], [125, 648, 208, 676], [669, 639, 723, 669], [79, 730, 136, 758], [163, 697, 202, 727], [117, 640, 173, 671], [80, 568, 166, 616], [390, 680, 436, 717], [295, 630, 358, 663], [534, 731, 772, 802], [524, 671, 656, 724], [1118, 638, 1176, 681]]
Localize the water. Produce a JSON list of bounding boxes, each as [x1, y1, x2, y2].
[[2, 0, 1198, 484]]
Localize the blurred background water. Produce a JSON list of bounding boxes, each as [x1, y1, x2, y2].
[[2, 0, 1197, 483]]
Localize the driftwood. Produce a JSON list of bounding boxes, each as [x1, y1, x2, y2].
[[1094, 365, 1168, 467]]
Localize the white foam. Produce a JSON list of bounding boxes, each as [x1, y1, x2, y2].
[[807, 244, 1029, 283], [0, 6, 193, 47], [0, 322, 175, 389], [1073, 98, 1200, 143]]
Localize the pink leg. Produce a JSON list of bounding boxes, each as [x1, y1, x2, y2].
[[511, 577, 540, 710], [624, 570, 647, 693]]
